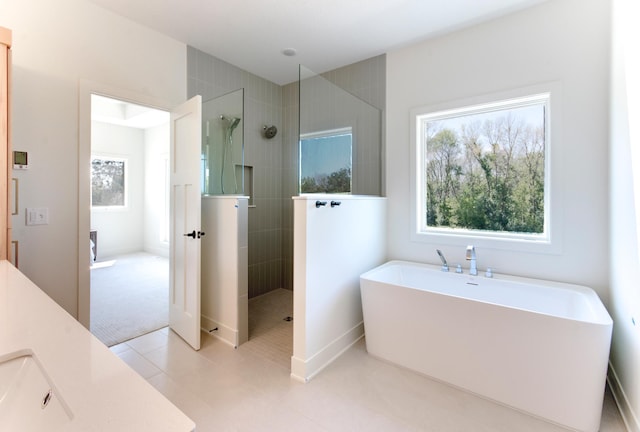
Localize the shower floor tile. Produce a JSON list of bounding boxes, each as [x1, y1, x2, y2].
[[244, 288, 293, 368]]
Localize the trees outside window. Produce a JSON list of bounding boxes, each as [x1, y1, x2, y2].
[[419, 94, 548, 236], [92, 157, 126, 207], [300, 128, 352, 194]]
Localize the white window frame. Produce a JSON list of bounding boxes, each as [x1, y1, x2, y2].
[[410, 83, 563, 254], [91, 154, 129, 211]]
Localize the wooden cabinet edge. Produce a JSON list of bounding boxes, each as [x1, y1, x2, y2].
[[0, 27, 11, 48], [1, 27, 10, 262]]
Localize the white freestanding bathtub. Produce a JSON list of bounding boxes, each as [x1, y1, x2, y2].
[[360, 260, 613, 432]]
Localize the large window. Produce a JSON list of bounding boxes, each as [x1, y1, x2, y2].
[[299, 128, 352, 194], [414, 92, 551, 243], [91, 156, 127, 208]]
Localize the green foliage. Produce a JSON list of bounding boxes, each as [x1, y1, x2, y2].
[[301, 167, 351, 194], [425, 117, 544, 234]]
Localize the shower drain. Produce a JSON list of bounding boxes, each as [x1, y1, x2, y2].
[[283, 316, 293, 322]]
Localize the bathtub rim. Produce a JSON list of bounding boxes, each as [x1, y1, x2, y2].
[[360, 260, 613, 326]]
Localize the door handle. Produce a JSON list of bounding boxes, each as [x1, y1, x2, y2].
[[183, 230, 205, 239]]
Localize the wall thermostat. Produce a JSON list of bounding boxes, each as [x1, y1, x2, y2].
[[13, 151, 28, 170]]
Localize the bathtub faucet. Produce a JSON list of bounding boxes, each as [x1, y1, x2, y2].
[[466, 245, 477, 276], [436, 249, 449, 272]]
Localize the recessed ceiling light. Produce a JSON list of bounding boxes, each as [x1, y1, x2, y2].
[[282, 48, 297, 57]]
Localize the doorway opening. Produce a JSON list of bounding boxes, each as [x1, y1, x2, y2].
[[89, 94, 171, 346]]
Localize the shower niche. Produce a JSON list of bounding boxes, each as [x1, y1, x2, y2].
[[201, 89, 245, 195]]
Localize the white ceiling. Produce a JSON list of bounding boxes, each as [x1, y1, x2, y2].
[[86, 0, 548, 86], [91, 94, 169, 129]]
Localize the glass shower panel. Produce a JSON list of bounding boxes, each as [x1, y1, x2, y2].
[[299, 66, 382, 196], [201, 89, 244, 195], [300, 128, 353, 193]]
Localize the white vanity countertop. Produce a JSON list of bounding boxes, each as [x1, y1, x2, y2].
[[0, 260, 195, 431]]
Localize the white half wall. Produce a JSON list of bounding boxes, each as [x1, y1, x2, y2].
[[291, 195, 386, 382], [201, 196, 249, 347]]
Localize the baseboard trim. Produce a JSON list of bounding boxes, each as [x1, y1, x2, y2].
[[290, 321, 364, 383], [608, 362, 639, 432], [142, 246, 169, 258], [201, 315, 237, 348]]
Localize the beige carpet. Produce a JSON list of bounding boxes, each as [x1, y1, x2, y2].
[[90, 252, 169, 347]]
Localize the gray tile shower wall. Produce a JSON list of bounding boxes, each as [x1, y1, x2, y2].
[[188, 47, 283, 298], [188, 46, 385, 296]]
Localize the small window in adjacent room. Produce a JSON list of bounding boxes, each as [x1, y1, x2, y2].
[[91, 156, 127, 207], [300, 127, 352, 194], [414, 92, 551, 243]]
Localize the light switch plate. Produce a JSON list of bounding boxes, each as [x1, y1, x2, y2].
[[26, 208, 49, 226]]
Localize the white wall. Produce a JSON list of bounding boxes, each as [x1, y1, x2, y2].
[[144, 123, 170, 257], [609, 0, 640, 429], [91, 121, 145, 257], [386, 0, 611, 300], [91, 120, 170, 259], [3, 0, 186, 317], [291, 195, 386, 382]]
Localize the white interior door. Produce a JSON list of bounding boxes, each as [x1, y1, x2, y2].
[[169, 95, 202, 350]]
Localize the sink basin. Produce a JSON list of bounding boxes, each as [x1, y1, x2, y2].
[[0, 350, 73, 431]]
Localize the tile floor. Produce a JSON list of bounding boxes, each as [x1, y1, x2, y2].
[[112, 290, 628, 432]]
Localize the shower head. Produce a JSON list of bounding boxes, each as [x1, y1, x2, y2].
[[220, 115, 241, 132], [263, 125, 277, 139]]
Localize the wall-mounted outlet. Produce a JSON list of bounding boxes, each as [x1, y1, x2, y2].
[[26, 208, 49, 226]]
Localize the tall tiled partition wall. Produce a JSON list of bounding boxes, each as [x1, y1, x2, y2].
[[188, 47, 283, 298], [188, 47, 386, 296]]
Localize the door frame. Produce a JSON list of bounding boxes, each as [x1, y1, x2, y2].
[[78, 81, 174, 329]]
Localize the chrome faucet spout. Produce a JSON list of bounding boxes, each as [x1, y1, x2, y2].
[[466, 245, 477, 276], [436, 249, 449, 272]]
